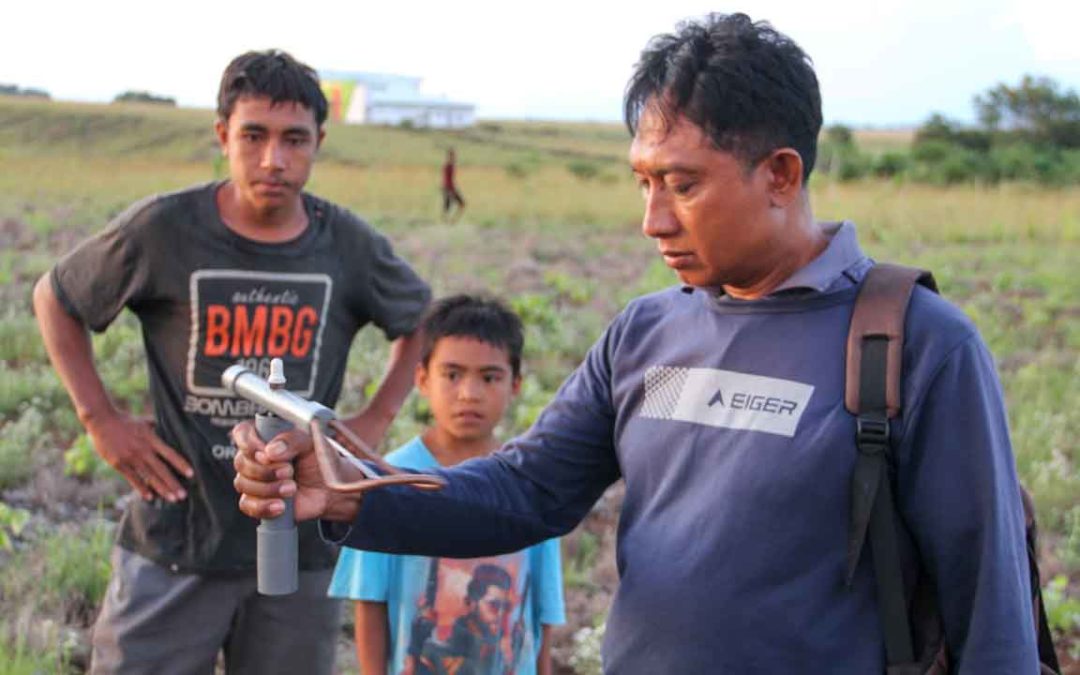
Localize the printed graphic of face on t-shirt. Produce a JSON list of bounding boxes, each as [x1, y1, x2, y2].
[[185, 270, 332, 418]]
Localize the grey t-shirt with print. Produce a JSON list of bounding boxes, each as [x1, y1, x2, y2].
[[51, 181, 431, 573]]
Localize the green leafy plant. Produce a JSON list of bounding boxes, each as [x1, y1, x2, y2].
[[1044, 575, 1080, 634], [39, 520, 114, 622], [564, 530, 600, 589], [544, 270, 593, 305], [0, 405, 47, 489], [63, 434, 112, 480], [0, 503, 30, 551], [566, 160, 600, 181], [0, 628, 68, 675]]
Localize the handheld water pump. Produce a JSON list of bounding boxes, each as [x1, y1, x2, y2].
[[222, 358, 444, 595]]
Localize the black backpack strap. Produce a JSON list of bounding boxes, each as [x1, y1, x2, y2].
[[845, 263, 936, 669], [1022, 490, 1063, 674]]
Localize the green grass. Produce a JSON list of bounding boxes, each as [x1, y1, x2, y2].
[[0, 405, 47, 488], [4, 518, 114, 624], [0, 94, 1077, 663], [0, 630, 69, 675]]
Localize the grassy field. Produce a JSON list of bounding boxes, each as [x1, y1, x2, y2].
[[1, 96, 1078, 672]]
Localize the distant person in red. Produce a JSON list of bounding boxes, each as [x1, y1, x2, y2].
[[442, 147, 465, 222]]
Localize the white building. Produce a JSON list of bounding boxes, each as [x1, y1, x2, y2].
[[320, 71, 475, 129]]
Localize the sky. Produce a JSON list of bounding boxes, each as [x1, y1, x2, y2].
[[3, 0, 1079, 127]]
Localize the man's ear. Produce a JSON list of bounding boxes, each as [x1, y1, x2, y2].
[[763, 148, 804, 208], [415, 363, 430, 397], [214, 118, 228, 155]]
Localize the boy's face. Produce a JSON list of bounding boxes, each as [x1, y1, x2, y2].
[[417, 336, 520, 444], [215, 95, 324, 216]]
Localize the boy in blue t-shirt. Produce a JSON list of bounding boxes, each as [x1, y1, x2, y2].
[[329, 295, 565, 675]]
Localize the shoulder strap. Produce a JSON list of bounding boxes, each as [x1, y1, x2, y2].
[[1022, 491, 1063, 674], [844, 263, 936, 671], [844, 264, 937, 418]]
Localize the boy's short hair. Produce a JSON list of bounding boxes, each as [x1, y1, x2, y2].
[[420, 294, 524, 378], [217, 50, 328, 126]]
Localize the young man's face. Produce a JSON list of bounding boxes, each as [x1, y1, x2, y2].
[[417, 336, 520, 444], [215, 95, 324, 215], [629, 108, 787, 289], [475, 585, 511, 630]]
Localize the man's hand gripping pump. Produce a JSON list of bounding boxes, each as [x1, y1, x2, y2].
[[222, 359, 445, 596]]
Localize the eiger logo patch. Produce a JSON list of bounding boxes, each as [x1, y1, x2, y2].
[[640, 366, 814, 437]]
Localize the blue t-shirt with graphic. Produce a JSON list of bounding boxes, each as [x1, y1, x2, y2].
[[328, 437, 565, 675]]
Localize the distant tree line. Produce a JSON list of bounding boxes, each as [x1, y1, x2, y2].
[[113, 90, 176, 106], [0, 84, 51, 100], [818, 75, 1080, 185]]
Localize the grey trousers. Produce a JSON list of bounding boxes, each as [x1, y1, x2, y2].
[[89, 546, 341, 675]]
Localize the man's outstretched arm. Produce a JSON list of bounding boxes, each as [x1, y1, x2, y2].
[[235, 325, 624, 559]]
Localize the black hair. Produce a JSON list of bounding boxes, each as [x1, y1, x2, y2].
[[217, 50, 328, 126], [624, 13, 822, 182], [466, 563, 513, 602], [420, 294, 524, 378]]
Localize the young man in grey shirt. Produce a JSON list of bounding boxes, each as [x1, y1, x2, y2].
[[34, 50, 431, 673]]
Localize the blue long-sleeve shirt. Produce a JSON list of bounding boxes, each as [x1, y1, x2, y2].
[[338, 224, 1037, 673]]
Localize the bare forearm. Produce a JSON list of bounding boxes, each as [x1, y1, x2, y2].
[[537, 625, 553, 675], [32, 274, 115, 426], [354, 601, 389, 674]]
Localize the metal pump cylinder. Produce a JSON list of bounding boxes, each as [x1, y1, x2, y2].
[[223, 359, 333, 595]]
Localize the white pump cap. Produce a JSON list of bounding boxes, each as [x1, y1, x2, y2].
[[268, 358, 286, 389]]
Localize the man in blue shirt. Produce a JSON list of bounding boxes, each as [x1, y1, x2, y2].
[[232, 13, 1038, 674]]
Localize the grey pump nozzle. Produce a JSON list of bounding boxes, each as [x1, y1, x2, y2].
[[222, 364, 335, 429]]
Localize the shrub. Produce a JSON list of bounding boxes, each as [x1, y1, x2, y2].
[[41, 521, 113, 619], [873, 152, 911, 179], [0, 629, 68, 675], [817, 141, 870, 181], [567, 160, 600, 181], [564, 530, 600, 588], [63, 434, 113, 480], [0, 406, 48, 489], [504, 162, 530, 179], [569, 620, 606, 675], [112, 90, 176, 107], [824, 123, 854, 146], [6, 519, 114, 625], [912, 144, 984, 185], [0, 365, 66, 418], [0, 503, 31, 551], [1044, 575, 1080, 659]]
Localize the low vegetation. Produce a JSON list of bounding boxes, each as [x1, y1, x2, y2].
[[0, 94, 1077, 671]]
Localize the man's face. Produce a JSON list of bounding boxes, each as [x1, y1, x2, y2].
[[476, 585, 511, 629], [417, 337, 520, 445], [215, 95, 323, 215], [629, 109, 783, 289]]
